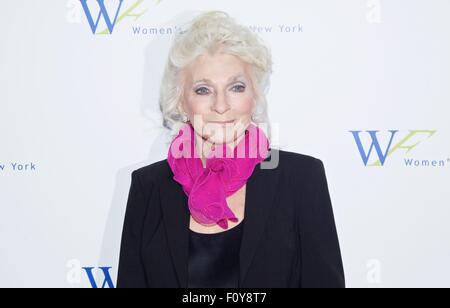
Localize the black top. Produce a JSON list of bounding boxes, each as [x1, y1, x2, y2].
[[117, 149, 345, 288], [188, 220, 244, 288]]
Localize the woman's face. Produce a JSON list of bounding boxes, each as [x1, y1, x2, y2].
[[180, 52, 257, 148]]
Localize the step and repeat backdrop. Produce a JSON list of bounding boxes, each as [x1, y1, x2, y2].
[[1, 0, 449, 288]]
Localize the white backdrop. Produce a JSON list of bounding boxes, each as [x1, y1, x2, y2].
[[1, 0, 449, 288]]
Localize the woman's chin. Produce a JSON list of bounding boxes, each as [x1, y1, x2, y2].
[[206, 136, 238, 146]]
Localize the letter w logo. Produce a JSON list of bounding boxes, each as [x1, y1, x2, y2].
[[350, 130, 398, 166], [83, 267, 115, 288], [350, 130, 436, 166], [80, 0, 124, 34]]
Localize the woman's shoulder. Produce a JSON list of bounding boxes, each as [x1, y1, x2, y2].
[[130, 149, 326, 183], [266, 149, 328, 188], [277, 149, 322, 165], [131, 158, 172, 185], [275, 149, 326, 175]]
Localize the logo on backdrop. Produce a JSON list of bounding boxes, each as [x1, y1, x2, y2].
[[66, 260, 115, 288], [69, 0, 303, 37], [83, 267, 115, 288], [76, 0, 154, 35], [350, 130, 449, 167]]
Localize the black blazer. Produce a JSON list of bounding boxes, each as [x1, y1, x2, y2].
[[117, 149, 345, 288]]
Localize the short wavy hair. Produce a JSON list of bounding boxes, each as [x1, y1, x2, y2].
[[159, 10, 273, 140]]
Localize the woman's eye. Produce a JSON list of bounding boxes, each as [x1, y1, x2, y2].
[[195, 87, 210, 95], [232, 84, 246, 92]]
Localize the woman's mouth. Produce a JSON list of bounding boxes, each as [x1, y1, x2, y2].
[[208, 120, 235, 124]]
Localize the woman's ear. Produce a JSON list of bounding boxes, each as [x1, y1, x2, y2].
[[178, 102, 190, 122], [177, 102, 185, 115], [251, 96, 258, 114]]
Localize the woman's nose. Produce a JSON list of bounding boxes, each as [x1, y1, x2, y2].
[[211, 92, 230, 114]]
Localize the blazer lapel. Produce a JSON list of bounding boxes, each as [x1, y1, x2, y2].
[[239, 149, 280, 286], [160, 172, 190, 288], [160, 148, 280, 288]]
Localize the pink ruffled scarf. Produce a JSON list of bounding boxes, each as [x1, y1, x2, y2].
[[167, 123, 270, 229]]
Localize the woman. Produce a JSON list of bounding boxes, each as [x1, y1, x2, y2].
[[117, 11, 345, 288]]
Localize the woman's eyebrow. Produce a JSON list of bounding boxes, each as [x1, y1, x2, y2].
[[193, 74, 245, 85]]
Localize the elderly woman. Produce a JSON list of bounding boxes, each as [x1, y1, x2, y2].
[[117, 11, 344, 288]]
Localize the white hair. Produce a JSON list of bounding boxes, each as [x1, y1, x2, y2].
[[159, 11, 273, 141]]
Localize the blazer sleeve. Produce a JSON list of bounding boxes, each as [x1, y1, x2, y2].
[[116, 170, 152, 288], [298, 158, 345, 288]]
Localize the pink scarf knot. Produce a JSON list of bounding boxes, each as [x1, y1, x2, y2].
[[167, 123, 270, 229]]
